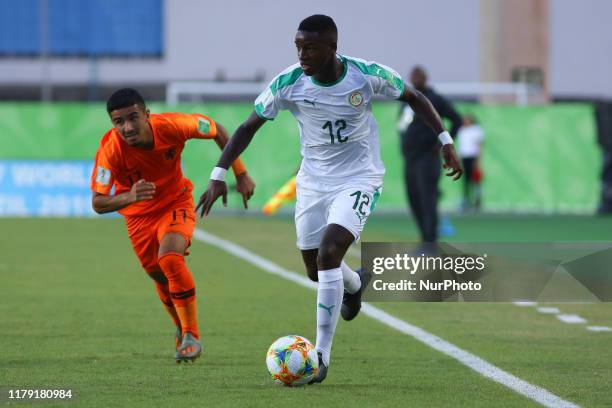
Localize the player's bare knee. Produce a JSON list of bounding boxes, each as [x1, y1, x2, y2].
[[158, 232, 188, 258], [316, 245, 342, 270]]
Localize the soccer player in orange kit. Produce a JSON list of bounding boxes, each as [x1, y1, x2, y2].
[[91, 88, 255, 362]]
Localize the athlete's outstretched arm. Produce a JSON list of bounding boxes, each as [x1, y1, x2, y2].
[[211, 122, 238, 156], [196, 112, 267, 217], [398, 85, 463, 180], [92, 179, 155, 214], [211, 122, 256, 208]]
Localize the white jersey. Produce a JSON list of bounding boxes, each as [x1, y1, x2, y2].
[[457, 124, 485, 158], [254, 54, 404, 191]]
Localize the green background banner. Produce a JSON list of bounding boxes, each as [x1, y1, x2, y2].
[[0, 102, 599, 213]]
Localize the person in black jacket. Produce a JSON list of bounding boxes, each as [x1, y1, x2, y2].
[[398, 66, 462, 243]]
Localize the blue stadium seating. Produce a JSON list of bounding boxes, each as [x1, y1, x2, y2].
[[0, 0, 162, 56]]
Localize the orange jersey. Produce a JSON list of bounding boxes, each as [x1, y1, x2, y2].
[[91, 112, 217, 217]]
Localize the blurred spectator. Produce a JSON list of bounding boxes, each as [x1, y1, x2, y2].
[[398, 66, 462, 243], [457, 114, 485, 211]]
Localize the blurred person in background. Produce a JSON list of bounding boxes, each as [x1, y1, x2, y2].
[[457, 114, 484, 211], [398, 66, 462, 243]]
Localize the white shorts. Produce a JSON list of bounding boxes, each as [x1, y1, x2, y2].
[[295, 182, 382, 250]]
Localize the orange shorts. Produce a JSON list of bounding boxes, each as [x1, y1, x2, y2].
[[125, 194, 196, 273]]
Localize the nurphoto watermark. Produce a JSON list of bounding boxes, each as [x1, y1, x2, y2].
[[361, 242, 612, 302]]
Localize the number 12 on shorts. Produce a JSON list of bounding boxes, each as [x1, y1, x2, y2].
[[350, 190, 370, 216]]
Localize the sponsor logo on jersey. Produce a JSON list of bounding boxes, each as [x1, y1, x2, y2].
[[348, 91, 363, 107], [197, 117, 211, 135], [96, 166, 111, 185]]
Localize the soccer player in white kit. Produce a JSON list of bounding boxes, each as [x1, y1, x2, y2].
[[198, 14, 462, 383]]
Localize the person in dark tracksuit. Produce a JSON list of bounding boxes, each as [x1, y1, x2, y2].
[[398, 66, 462, 243]]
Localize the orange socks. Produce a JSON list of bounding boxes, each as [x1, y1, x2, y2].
[[153, 281, 182, 329], [158, 252, 200, 340], [174, 302, 199, 340]]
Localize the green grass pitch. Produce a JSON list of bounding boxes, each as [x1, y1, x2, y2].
[[2, 215, 611, 407]]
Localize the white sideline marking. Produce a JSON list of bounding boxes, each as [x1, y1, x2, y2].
[[513, 301, 538, 307], [537, 307, 561, 314], [586, 326, 612, 332], [514, 302, 603, 334], [557, 314, 587, 324], [194, 229, 580, 408]]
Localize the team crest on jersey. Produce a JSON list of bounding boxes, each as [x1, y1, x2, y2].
[[96, 166, 111, 185], [348, 91, 363, 107], [164, 147, 177, 160], [197, 117, 211, 135]]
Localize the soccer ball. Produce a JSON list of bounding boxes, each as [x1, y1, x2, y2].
[[266, 335, 319, 386]]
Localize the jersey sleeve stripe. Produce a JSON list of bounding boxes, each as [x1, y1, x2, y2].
[[255, 103, 273, 121], [346, 58, 404, 91], [270, 67, 303, 95]]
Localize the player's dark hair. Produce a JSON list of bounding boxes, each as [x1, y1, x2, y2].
[[411, 65, 427, 75], [106, 88, 146, 113], [298, 14, 337, 39]]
